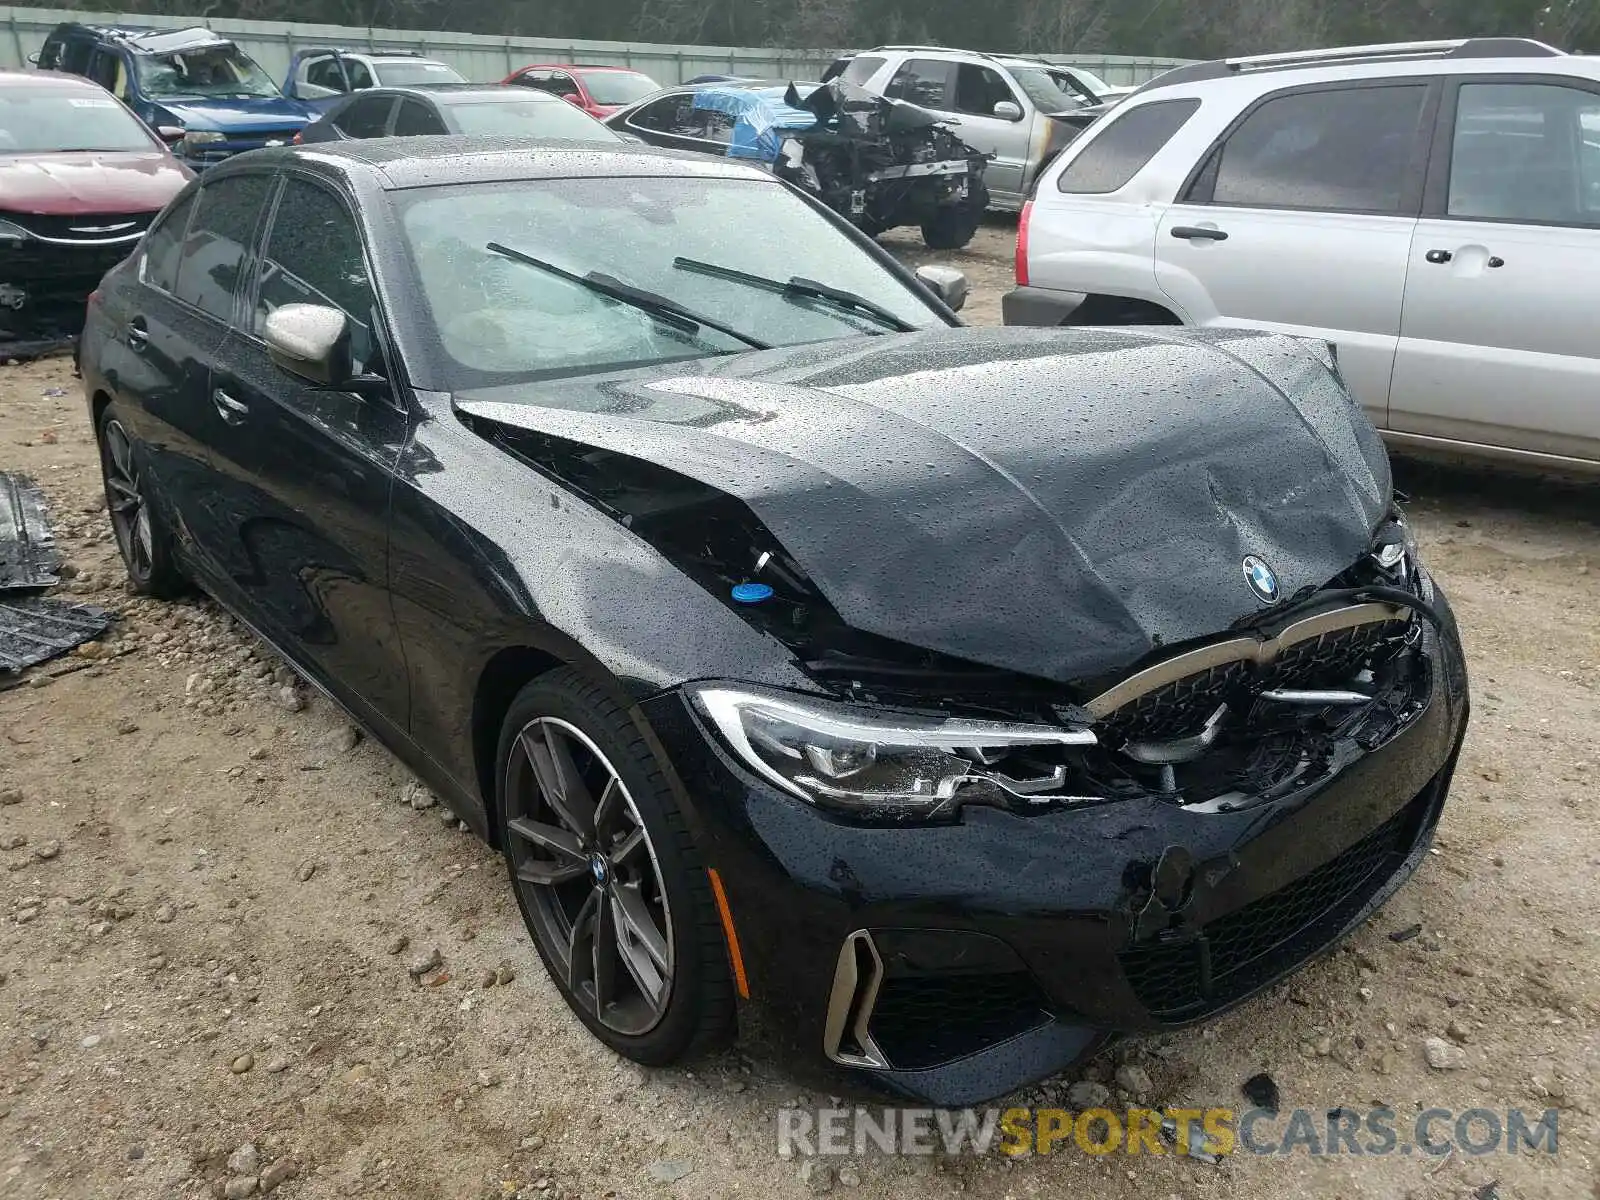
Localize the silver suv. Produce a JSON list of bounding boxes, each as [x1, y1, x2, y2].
[[1005, 38, 1600, 474], [822, 46, 1109, 209]]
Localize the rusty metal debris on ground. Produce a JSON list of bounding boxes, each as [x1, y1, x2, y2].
[[0, 472, 61, 591], [0, 596, 112, 674]]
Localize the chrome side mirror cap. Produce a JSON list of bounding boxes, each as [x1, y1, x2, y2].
[[915, 264, 968, 313], [992, 100, 1024, 121]]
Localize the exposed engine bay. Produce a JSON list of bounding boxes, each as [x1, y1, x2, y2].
[[687, 80, 992, 250]]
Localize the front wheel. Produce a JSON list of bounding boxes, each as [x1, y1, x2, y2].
[[921, 180, 989, 250], [496, 668, 734, 1064]]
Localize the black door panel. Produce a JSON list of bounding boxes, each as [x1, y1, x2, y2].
[[199, 174, 412, 734]]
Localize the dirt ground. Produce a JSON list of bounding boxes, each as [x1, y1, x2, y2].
[[2, 224, 1598, 1200]]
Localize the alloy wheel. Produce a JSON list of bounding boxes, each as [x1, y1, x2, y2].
[[102, 419, 152, 581], [505, 716, 675, 1035]]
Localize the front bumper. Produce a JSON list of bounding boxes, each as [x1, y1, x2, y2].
[[0, 230, 146, 356], [640, 590, 1470, 1105]]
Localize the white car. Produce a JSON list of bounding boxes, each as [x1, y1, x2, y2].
[[1005, 38, 1600, 474], [286, 48, 465, 101]]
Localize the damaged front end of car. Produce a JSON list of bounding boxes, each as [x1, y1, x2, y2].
[[452, 325, 1469, 1103], [0, 214, 147, 358], [694, 80, 991, 249]]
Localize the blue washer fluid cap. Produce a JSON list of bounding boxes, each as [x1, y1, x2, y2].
[[731, 581, 775, 604]]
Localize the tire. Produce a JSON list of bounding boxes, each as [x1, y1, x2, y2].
[[921, 181, 989, 251], [95, 402, 187, 598], [495, 667, 734, 1065]]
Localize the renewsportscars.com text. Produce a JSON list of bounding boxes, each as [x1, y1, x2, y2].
[[776, 1105, 1560, 1159]]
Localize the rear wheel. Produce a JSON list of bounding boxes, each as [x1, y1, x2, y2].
[[496, 668, 734, 1064], [96, 404, 186, 598], [921, 181, 989, 250]]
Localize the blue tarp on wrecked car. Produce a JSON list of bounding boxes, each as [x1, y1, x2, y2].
[[691, 85, 817, 161]]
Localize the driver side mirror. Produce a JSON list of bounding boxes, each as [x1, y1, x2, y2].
[[264, 303, 353, 385], [915, 265, 969, 313], [156, 125, 185, 144], [992, 100, 1023, 121]]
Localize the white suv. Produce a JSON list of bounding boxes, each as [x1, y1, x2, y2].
[[1005, 38, 1600, 474]]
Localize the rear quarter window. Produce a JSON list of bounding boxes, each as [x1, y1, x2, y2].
[[1057, 97, 1201, 194], [840, 55, 886, 86]]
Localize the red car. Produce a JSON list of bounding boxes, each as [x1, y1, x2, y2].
[[0, 69, 191, 353], [501, 63, 662, 118]]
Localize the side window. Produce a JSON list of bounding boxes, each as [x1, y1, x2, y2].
[[629, 94, 693, 133], [839, 55, 885, 86], [334, 94, 395, 138], [545, 72, 581, 100], [692, 108, 736, 145], [393, 99, 444, 136], [1058, 98, 1201, 194], [305, 57, 346, 92], [255, 180, 378, 375], [885, 59, 952, 109], [1448, 82, 1600, 226], [59, 37, 94, 76], [173, 175, 276, 322], [346, 60, 373, 90], [141, 190, 198, 293], [86, 48, 120, 93], [1197, 85, 1427, 215], [509, 69, 549, 91], [953, 64, 1018, 118]]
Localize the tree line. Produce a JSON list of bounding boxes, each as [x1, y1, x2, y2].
[[58, 0, 1599, 57]]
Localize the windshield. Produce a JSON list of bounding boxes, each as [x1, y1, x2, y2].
[[0, 89, 157, 153], [376, 60, 466, 87], [1009, 66, 1094, 112], [1060, 66, 1112, 93], [575, 70, 660, 106], [447, 96, 620, 138], [135, 43, 281, 99], [397, 175, 945, 386]]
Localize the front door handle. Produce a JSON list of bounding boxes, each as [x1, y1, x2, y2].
[[125, 318, 149, 352], [1170, 226, 1229, 241], [212, 388, 249, 422], [1425, 249, 1453, 264]]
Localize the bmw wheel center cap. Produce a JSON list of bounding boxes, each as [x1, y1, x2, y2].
[[1242, 555, 1281, 604]]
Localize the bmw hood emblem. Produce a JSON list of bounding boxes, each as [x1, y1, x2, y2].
[[1242, 555, 1280, 604]]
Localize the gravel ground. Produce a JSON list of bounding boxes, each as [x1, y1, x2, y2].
[[1, 226, 1597, 1200]]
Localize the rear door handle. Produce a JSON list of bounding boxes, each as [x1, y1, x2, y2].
[[1170, 226, 1228, 241], [212, 388, 249, 423], [1425, 249, 1452, 264], [125, 318, 149, 352]]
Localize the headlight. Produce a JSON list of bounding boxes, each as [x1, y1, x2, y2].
[[181, 129, 226, 153], [0, 219, 30, 242], [690, 684, 1096, 820]]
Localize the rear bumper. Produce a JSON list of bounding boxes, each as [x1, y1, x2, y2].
[[1001, 284, 1086, 326], [641, 591, 1470, 1105]]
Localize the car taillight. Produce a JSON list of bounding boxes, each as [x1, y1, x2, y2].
[[1015, 199, 1033, 288]]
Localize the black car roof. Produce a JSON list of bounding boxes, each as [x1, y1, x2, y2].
[[257, 136, 772, 189], [349, 84, 545, 101]]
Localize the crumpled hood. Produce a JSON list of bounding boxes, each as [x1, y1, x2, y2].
[[456, 326, 1391, 686], [152, 96, 312, 132], [0, 151, 191, 214]]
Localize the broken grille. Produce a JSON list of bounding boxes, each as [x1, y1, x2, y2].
[[1095, 607, 1416, 743]]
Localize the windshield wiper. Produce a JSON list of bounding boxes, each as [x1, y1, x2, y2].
[[673, 256, 917, 333], [484, 242, 769, 350]]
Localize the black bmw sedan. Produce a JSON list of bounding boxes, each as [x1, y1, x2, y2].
[[79, 137, 1469, 1105]]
